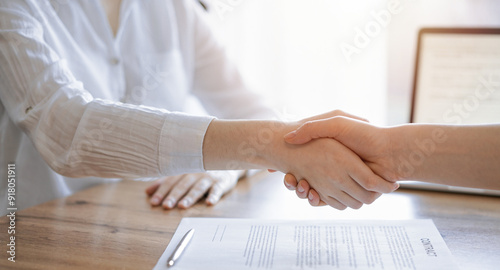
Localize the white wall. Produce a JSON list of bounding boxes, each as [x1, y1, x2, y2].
[[204, 0, 500, 124], [206, 0, 389, 124]]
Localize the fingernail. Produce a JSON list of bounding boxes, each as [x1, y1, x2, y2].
[[285, 182, 296, 191], [164, 199, 174, 209], [151, 197, 160, 205], [393, 182, 400, 190], [285, 181, 296, 190], [180, 198, 191, 207], [207, 196, 217, 205], [284, 131, 296, 140], [297, 185, 304, 193], [308, 192, 314, 201]]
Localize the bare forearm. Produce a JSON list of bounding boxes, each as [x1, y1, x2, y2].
[[392, 124, 500, 189], [202, 119, 298, 171]]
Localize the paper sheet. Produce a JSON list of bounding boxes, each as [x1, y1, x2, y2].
[[154, 218, 458, 270]]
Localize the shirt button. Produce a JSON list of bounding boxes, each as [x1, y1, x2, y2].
[[110, 57, 120, 65]]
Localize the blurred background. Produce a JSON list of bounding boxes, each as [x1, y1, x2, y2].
[[200, 0, 500, 125]]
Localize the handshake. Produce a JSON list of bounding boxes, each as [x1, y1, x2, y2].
[[275, 110, 401, 210], [202, 109, 405, 211], [274, 110, 500, 210], [149, 110, 498, 210]]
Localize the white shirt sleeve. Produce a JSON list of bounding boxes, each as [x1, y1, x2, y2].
[[0, 3, 214, 179]]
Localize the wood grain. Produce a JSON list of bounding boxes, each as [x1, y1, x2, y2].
[[1, 172, 499, 269]]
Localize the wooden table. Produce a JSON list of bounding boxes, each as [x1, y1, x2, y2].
[[1, 172, 500, 269]]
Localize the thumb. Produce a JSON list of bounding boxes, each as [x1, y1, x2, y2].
[[284, 118, 339, 144], [284, 116, 364, 146]]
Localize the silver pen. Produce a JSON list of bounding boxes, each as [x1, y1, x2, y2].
[[167, 228, 195, 268]]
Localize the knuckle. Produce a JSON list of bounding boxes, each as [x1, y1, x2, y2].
[[156, 178, 166, 184], [197, 178, 212, 189], [333, 109, 345, 116], [212, 182, 225, 191]]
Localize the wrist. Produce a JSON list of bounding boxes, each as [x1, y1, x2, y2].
[[257, 121, 302, 171], [389, 124, 443, 181], [203, 119, 300, 171], [386, 125, 412, 181]]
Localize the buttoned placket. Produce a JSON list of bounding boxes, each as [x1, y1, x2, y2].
[[93, 0, 131, 103]]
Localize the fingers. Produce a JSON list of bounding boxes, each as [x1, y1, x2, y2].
[[149, 175, 183, 206], [332, 167, 387, 206], [320, 195, 348, 210], [177, 176, 213, 209], [349, 164, 399, 194], [206, 182, 224, 206], [302, 109, 368, 123], [284, 169, 386, 210], [148, 172, 240, 210], [306, 189, 327, 207], [316, 178, 366, 209], [205, 170, 239, 206], [295, 179, 310, 199], [162, 174, 199, 209], [145, 179, 161, 196], [283, 173, 298, 190], [284, 174, 362, 209], [305, 178, 383, 209], [311, 186, 369, 210], [285, 178, 327, 207], [284, 117, 347, 145], [206, 179, 233, 206], [302, 184, 348, 210]]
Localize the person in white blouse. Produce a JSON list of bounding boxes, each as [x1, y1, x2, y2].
[[0, 0, 398, 215]]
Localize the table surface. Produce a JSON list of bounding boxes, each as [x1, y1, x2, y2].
[[1, 172, 500, 270]]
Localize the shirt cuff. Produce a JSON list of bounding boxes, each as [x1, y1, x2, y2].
[[159, 112, 215, 176]]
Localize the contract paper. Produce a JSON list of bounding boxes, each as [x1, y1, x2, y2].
[[154, 218, 458, 270]]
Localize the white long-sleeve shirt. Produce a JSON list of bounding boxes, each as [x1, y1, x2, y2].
[[0, 0, 273, 214]]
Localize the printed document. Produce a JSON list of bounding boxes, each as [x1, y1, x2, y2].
[[154, 218, 458, 270]]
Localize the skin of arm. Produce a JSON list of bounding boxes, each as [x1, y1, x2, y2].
[[202, 111, 399, 210], [390, 123, 500, 187], [283, 116, 500, 206]]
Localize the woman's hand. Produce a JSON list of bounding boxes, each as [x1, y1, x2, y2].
[[202, 110, 396, 211], [285, 116, 400, 182], [145, 171, 241, 209], [283, 116, 401, 208], [276, 137, 396, 210]]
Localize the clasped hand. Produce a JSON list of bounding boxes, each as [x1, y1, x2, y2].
[[145, 111, 400, 211], [279, 114, 400, 210]]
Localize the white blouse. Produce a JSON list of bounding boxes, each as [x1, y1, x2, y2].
[[0, 0, 272, 213]]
